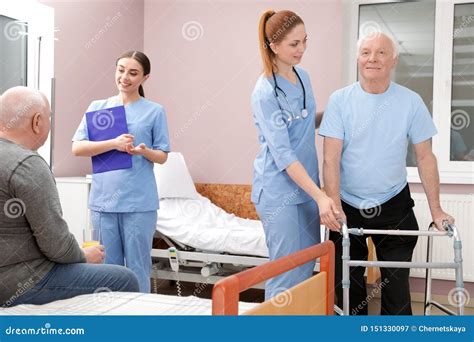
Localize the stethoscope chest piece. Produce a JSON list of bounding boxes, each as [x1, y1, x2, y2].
[[272, 67, 309, 126], [301, 108, 308, 119]]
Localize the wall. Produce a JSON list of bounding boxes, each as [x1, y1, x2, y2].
[[43, 0, 472, 197], [39, 0, 144, 177], [143, 0, 343, 184]]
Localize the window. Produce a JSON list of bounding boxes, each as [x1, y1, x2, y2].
[[346, 0, 474, 184], [0, 15, 27, 93], [450, 3, 474, 162], [0, 2, 54, 166]]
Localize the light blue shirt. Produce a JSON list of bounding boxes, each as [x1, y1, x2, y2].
[[251, 67, 319, 206], [319, 82, 437, 209], [73, 96, 170, 212]]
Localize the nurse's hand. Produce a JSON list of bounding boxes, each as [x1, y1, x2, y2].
[[114, 134, 135, 152], [126, 143, 147, 155], [83, 245, 105, 264], [317, 195, 341, 231]]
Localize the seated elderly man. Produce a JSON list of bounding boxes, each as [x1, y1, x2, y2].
[[319, 33, 454, 315], [0, 86, 139, 307]]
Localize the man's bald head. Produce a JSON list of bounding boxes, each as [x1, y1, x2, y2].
[[0, 86, 49, 132], [0, 86, 51, 150]]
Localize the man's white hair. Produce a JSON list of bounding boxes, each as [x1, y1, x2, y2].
[[0, 87, 47, 131], [356, 31, 399, 58]]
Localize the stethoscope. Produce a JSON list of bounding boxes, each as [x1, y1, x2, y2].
[[272, 67, 309, 126]]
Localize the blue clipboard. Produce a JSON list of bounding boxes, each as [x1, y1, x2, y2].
[[85, 105, 132, 173]]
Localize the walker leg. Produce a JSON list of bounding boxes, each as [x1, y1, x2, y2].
[[342, 225, 350, 316], [424, 230, 434, 316], [454, 238, 464, 315]]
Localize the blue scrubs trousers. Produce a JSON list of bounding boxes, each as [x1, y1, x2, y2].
[[91, 210, 157, 293], [255, 199, 320, 300]]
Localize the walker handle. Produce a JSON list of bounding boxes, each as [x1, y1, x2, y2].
[[429, 220, 454, 237], [337, 219, 347, 235]]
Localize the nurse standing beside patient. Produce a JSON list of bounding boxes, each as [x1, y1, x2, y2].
[[251, 10, 340, 300], [72, 51, 170, 293]]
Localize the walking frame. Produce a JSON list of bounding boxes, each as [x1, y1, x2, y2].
[[333, 220, 464, 316]]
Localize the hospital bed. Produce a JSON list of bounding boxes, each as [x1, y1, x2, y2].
[[151, 153, 336, 290], [151, 187, 270, 289], [151, 152, 273, 289], [0, 241, 335, 315]]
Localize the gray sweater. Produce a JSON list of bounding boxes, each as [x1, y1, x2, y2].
[[0, 138, 86, 305]]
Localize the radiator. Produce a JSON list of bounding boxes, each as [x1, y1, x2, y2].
[[410, 192, 473, 281]]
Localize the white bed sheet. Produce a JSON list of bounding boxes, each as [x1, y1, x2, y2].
[[156, 194, 269, 257], [0, 292, 257, 315]]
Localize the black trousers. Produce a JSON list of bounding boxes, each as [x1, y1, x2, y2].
[[330, 185, 419, 315]]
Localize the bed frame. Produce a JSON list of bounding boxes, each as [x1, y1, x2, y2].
[[152, 184, 275, 289], [212, 240, 335, 315]]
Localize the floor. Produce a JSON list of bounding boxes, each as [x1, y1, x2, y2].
[[368, 298, 474, 315]]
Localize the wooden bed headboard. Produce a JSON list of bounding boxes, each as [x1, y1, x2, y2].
[[195, 183, 258, 220], [212, 240, 335, 315]]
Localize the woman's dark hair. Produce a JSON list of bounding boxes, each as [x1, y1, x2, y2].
[[116, 50, 151, 97]]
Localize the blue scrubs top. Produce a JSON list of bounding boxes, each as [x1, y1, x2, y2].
[[251, 66, 319, 206], [73, 96, 171, 212], [319, 82, 437, 209]]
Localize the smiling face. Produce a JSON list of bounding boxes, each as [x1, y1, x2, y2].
[[271, 24, 307, 67], [358, 34, 398, 83], [115, 57, 148, 95]]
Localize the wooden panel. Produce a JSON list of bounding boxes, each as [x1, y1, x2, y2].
[[195, 183, 258, 220], [244, 272, 328, 315], [367, 237, 381, 285]]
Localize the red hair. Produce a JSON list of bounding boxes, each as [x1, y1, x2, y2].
[[258, 10, 304, 76]]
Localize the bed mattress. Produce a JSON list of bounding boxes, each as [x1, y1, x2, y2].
[[0, 292, 257, 315], [156, 194, 269, 257]]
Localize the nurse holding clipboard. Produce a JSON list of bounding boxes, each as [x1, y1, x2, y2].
[[72, 51, 170, 293]]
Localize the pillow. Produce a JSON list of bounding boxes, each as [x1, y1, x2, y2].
[[154, 152, 198, 199]]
